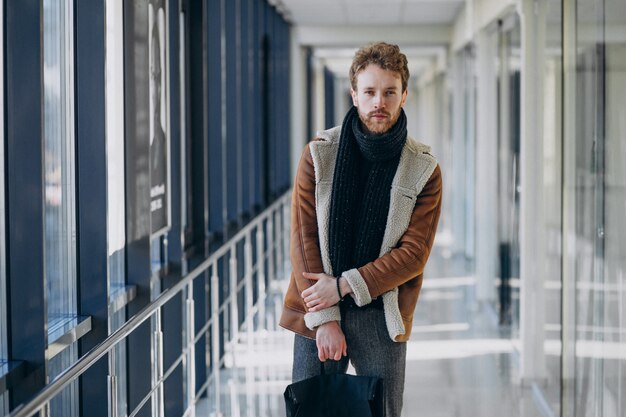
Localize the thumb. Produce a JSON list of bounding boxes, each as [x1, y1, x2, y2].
[[302, 272, 320, 280]]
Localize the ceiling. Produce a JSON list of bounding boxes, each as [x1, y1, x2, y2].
[[279, 0, 465, 26], [278, 0, 465, 79]]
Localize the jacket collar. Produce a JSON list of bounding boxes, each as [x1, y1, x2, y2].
[[311, 126, 434, 191]]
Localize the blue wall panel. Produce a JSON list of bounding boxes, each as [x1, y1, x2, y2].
[[225, 0, 239, 233], [75, 1, 109, 416], [5, 0, 46, 408], [188, 0, 208, 253], [241, 0, 252, 219], [207, 0, 224, 243]]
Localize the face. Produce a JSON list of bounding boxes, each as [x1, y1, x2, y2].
[[351, 64, 408, 134], [150, 25, 162, 115]]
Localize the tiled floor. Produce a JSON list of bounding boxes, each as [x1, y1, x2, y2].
[[196, 249, 552, 417]]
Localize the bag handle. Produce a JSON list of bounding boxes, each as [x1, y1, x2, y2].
[[319, 361, 325, 375]]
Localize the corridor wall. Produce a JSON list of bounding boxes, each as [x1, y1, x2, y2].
[[0, 0, 291, 416]]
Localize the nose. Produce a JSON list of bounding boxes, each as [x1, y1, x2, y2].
[[373, 93, 384, 109]]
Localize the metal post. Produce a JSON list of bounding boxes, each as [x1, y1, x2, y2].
[[244, 233, 253, 326], [243, 231, 254, 417], [211, 265, 222, 416], [229, 244, 239, 361], [153, 309, 165, 417], [256, 221, 269, 416], [256, 225, 266, 330], [285, 197, 290, 273], [108, 351, 118, 417], [186, 283, 196, 417], [267, 216, 275, 295], [275, 210, 283, 282]]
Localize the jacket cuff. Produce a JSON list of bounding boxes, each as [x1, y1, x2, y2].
[[343, 268, 372, 307], [304, 306, 341, 330]]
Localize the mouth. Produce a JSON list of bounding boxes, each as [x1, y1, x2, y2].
[[371, 113, 388, 120]]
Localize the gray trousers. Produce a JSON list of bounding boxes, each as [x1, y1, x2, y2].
[[292, 305, 407, 417]]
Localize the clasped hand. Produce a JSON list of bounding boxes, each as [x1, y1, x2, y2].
[[301, 272, 340, 312]]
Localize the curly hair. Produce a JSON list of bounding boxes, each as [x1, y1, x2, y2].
[[349, 42, 409, 92]]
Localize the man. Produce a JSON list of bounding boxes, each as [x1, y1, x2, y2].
[[279, 42, 442, 417]]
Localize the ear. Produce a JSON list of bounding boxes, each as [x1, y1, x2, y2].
[[350, 88, 358, 107], [400, 89, 408, 107]]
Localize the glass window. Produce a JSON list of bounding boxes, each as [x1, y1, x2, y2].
[[563, 0, 626, 415], [495, 16, 521, 331], [44, 0, 77, 333], [538, 1, 564, 414], [43, 0, 79, 415], [106, 0, 127, 299], [106, 0, 128, 415], [447, 46, 477, 262]]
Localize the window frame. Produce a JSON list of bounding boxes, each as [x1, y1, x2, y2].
[[0, 0, 7, 365]]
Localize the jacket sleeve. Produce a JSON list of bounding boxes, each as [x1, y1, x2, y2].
[[290, 143, 341, 327], [342, 165, 442, 304]]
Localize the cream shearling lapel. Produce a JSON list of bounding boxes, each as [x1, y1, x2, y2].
[[308, 126, 341, 276], [380, 138, 437, 256], [379, 138, 438, 341]]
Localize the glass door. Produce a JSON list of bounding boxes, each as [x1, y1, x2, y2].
[[564, 0, 626, 414]]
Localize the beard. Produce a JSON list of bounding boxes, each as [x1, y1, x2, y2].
[[357, 106, 402, 134]]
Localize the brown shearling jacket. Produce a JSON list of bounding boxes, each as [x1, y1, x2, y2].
[[279, 127, 442, 342]]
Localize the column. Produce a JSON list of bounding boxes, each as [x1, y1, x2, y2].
[[519, 0, 548, 383]]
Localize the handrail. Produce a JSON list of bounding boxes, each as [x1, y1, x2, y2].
[[9, 191, 291, 417]]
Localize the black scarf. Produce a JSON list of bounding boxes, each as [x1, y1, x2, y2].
[[328, 106, 407, 277]]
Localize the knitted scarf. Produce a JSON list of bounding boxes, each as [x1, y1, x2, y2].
[[328, 106, 407, 277]]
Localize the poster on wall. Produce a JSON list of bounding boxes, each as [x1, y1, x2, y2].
[[125, 0, 170, 242], [148, 0, 170, 236]]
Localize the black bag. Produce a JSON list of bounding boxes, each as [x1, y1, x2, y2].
[[284, 362, 385, 417]]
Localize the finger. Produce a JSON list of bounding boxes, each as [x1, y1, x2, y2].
[[303, 293, 317, 303], [321, 345, 329, 362], [333, 350, 341, 361], [316, 341, 324, 362], [343, 344, 348, 357], [302, 272, 321, 281]]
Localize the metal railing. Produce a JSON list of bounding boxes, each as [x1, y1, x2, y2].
[[9, 191, 291, 417]]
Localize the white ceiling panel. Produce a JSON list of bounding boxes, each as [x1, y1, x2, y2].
[[283, 2, 345, 14], [346, 6, 402, 25], [400, 2, 463, 24], [282, 0, 463, 69], [281, 0, 464, 27], [342, 0, 405, 4], [281, 0, 344, 21]]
